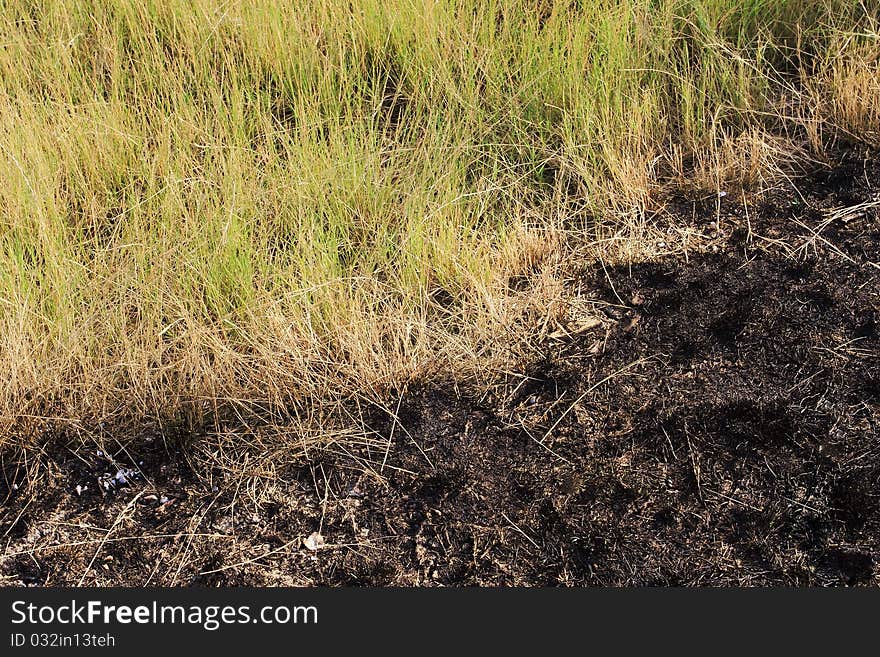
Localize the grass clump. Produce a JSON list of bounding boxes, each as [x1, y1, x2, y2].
[[0, 0, 877, 443]]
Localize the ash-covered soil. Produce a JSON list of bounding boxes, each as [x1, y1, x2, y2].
[[2, 151, 878, 586]]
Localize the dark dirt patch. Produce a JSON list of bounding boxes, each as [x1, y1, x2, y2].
[[2, 151, 878, 586]]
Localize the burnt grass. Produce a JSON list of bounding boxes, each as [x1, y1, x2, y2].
[[2, 151, 878, 586]]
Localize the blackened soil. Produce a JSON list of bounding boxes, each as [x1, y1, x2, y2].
[[2, 153, 878, 586]]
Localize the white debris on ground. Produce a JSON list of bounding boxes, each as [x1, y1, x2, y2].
[[97, 467, 141, 492], [303, 532, 325, 551]]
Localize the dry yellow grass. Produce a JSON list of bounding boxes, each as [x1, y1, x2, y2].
[[0, 0, 877, 446]]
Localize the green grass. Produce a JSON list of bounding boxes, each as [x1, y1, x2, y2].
[[1, 0, 877, 441]]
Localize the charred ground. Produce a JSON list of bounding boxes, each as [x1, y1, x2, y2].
[[2, 151, 878, 586]]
